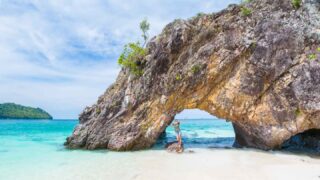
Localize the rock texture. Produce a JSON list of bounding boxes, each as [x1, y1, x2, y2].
[[165, 142, 184, 153], [66, 0, 320, 151], [282, 129, 320, 152]]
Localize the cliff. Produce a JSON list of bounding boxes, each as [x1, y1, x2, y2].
[[66, 0, 320, 151], [0, 103, 53, 120]]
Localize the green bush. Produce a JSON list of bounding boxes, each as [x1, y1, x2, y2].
[[176, 74, 182, 81], [118, 19, 150, 76], [140, 19, 150, 47], [292, 0, 301, 9], [96, 107, 101, 115], [190, 12, 206, 21], [191, 65, 201, 74], [242, 0, 253, 3], [118, 42, 146, 76], [317, 47, 320, 52], [241, 7, 252, 16], [196, 12, 205, 18], [308, 54, 317, 60], [295, 109, 301, 116]]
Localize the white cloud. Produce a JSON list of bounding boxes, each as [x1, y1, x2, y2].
[[0, 0, 240, 119]]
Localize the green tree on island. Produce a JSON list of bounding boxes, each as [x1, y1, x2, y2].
[[0, 103, 52, 119]]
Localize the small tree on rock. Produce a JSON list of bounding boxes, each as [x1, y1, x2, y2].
[[118, 19, 151, 76], [140, 19, 150, 47]]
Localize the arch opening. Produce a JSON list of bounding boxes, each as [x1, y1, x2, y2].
[[156, 109, 235, 149], [281, 129, 320, 154]]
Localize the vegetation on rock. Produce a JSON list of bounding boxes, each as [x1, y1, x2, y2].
[[118, 19, 150, 76], [295, 109, 301, 116], [292, 0, 301, 9], [240, 0, 253, 17], [140, 19, 150, 47], [191, 65, 201, 74], [0, 103, 52, 119], [241, 7, 252, 16], [195, 12, 205, 19], [118, 42, 146, 76], [175, 74, 182, 81], [308, 54, 317, 60]]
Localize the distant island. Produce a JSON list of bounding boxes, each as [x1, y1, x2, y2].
[[0, 103, 52, 119]]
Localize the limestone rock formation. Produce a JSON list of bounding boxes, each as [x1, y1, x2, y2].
[[65, 0, 320, 151], [165, 142, 184, 153]]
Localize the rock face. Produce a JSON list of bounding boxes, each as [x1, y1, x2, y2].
[[65, 0, 320, 151], [165, 142, 184, 153], [282, 129, 320, 152]]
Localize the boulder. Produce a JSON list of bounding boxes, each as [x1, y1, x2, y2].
[[165, 142, 184, 153]]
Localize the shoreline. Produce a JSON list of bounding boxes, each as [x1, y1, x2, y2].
[[1, 120, 320, 180], [2, 148, 320, 180]]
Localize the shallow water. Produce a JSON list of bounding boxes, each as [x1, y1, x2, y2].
[[0, 119, 319, 180], [157, 118, 235, 148]]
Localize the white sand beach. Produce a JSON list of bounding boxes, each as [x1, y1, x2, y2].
[[2, 148, 319, 180]]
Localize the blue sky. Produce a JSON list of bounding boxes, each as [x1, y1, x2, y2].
[[0, 0, 240, 119]]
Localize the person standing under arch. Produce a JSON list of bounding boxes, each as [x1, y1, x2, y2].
[[172, 120, 183, 152]]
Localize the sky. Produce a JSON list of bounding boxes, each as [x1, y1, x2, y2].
[[0, 0, 240, 119]]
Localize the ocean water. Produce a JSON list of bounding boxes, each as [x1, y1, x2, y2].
[[0, 119, 234, 179], [1, 119, 320, 180], [158, 119, 235, 148]]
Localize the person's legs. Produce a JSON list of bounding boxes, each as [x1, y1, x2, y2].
[[176, 134, 180, 143], [178, 133, 182, 146]]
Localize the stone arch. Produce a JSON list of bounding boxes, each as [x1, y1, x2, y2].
[[65, 0, 320, 151], [174, 109, 215, 120], [162, 109, 235, 148]]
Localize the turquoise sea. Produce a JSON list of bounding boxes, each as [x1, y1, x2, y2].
[[0, 119, 235, 180]]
